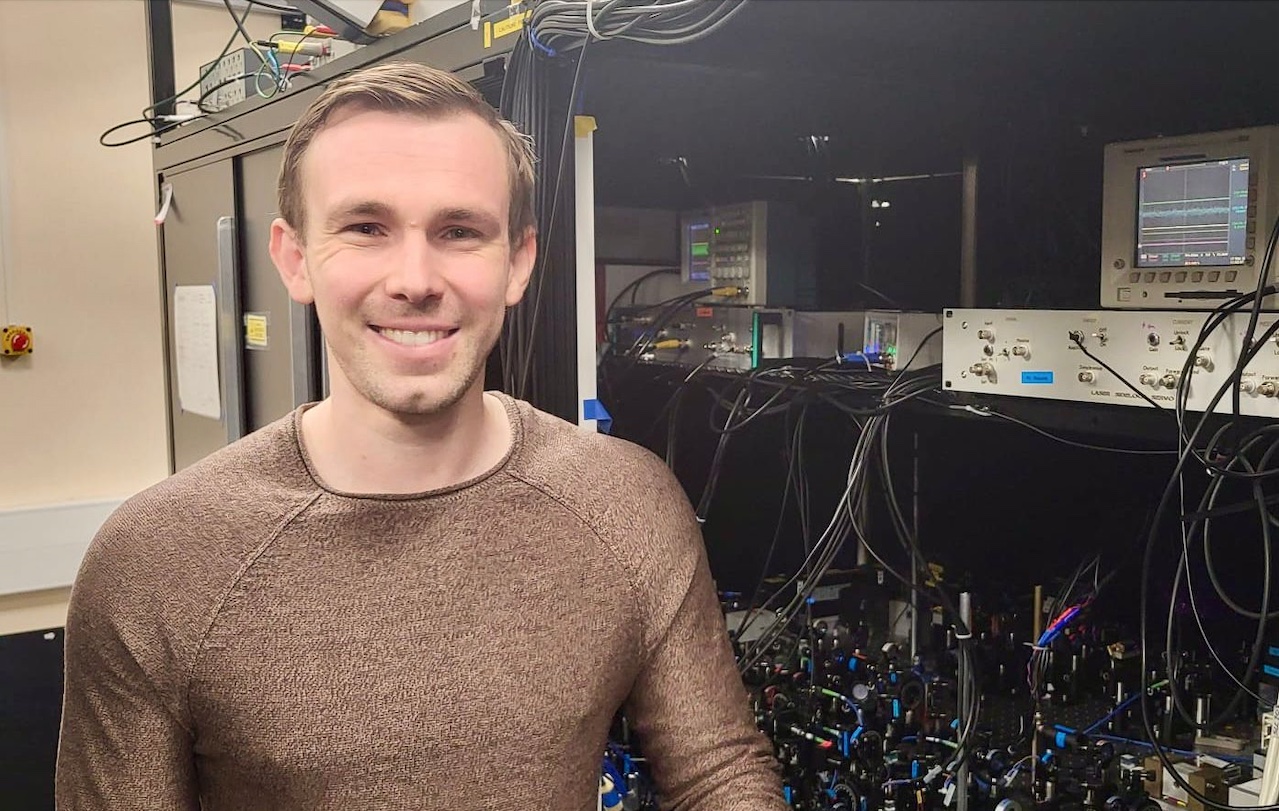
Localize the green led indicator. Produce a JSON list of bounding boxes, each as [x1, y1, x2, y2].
[[691, 243, 710, 257], [714, 228, 721, 234]]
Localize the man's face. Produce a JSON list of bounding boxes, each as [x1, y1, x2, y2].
[[270, 108, 535, 418]]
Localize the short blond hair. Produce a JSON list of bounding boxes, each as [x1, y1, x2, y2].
[[277, 61, 536, 246]]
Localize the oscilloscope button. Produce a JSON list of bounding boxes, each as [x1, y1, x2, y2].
[[1191, 272, 1204, 283], [1145, 273, 1156, 283], [1129, 272, 1141, 283], [1159, 272, 1172, 283], [1208, 271, 1221, 282], [1248, 237, 1257, 249], [1226, 271, 1238, 282], [1175, 272, 1187, 283]]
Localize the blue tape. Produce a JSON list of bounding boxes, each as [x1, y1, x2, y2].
[[583, 399, 613, 434], [1056, 731, 1068, 748]]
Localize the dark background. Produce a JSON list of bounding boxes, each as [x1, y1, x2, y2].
[[585, 0, 1279, 310], [593, 0, 1279, 665]]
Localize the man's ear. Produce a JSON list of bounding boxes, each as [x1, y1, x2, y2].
[[505, 228, 537, 307], [269, 218, 314, 305]]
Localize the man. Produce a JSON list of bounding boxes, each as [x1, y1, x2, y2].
[[56, 61, 784, 810]]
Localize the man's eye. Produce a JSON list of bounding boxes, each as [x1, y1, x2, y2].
[[444, 226, 480, 240], [346, 223, 384, 236]]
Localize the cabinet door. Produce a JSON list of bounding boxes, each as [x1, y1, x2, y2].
[[238, 145, 322, 431], [159, 161, 243, 472]]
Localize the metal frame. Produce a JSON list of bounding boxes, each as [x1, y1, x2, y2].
[[145, 0, 177, 120], [151, 0, 516, 175]]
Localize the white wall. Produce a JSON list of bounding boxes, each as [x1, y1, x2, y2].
[[0, 0, 281, 635]]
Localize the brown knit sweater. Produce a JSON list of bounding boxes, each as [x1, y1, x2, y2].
[[55, 393, 784, 811]]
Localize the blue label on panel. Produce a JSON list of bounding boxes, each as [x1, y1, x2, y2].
[[1021, 371, 1054, 385]]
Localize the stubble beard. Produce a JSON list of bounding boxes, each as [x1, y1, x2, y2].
[[343, 325, 494, 418]]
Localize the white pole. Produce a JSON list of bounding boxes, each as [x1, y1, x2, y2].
[[574, 115, 600, 429]]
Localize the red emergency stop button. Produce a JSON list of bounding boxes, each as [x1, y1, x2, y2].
[[1, 325, 33, 356]]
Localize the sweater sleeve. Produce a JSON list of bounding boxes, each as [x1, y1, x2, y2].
[[622, 461, 786, 811], [55, 510, 200, 810]]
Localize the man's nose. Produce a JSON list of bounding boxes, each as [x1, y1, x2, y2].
[[383, 232, 445, 303]]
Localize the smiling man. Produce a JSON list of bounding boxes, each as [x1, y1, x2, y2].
[[55, 62, 784, 810]]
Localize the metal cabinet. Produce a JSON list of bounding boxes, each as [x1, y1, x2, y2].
[[237, 145, 322, 432], [159, 150, 322, 473], [159, 161, 242, 472]]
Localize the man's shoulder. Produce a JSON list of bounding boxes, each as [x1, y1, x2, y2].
[[88, 410, 318, 584], [501, 396, 699, 569], [505, 395, 679, 504]]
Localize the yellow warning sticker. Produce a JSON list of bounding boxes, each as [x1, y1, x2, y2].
[[244, 313, 269, 349], [493, 10, 529, 39]]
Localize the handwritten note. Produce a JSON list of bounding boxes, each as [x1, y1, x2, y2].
[[173, 285, 221, 420]]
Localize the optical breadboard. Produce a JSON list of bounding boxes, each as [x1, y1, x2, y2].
[[943, 308, 1279, 416]]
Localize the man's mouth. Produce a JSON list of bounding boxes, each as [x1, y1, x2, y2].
[[371, 326, 459, 347]]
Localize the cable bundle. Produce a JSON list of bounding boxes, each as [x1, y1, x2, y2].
[[526, 0, 749, 54], [1132, 209, 1279, 811], [497, 0, 749, 409]]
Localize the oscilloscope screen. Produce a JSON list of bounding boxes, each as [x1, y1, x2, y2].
[[1136, 157, 1250, 268]]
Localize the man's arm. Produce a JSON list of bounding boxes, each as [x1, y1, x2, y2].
[[622, 463, 786, 811], [56, 519, 200, 810]]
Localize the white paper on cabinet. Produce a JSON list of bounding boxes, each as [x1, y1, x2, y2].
[[173, 285, 222, 420]]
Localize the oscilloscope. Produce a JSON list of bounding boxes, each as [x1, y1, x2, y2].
[[1100, 125, 1279, 310]]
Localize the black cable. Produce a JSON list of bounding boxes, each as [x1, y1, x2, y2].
[[222, 0, 262, 55], [102, 0, 252, 147], [516, 36, 592, 398], [961, 406, 1178, 456], [1070, 334, 1168, 412], [282, 28, 320, 77], [734, 401, 809, 643], [1201, 445, 1279, 620], [604, 267, 679, 328], [1137, 407, 1279, 811], [1232, 211, 1279, 424], [100, 117, 190, 148], [894, 326, 942, 375], [1174, 284, 1279, 480]]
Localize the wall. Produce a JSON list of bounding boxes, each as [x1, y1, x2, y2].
[[0, 0, 281, 635]]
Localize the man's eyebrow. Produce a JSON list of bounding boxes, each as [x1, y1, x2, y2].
[[439, 208, 502, 231], [322, 200, 396, 229]]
